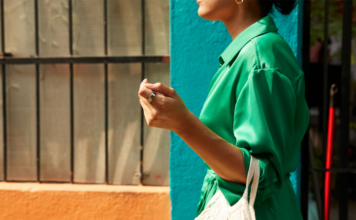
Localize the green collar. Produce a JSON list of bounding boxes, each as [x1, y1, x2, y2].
[[218, 15, 279, 65]]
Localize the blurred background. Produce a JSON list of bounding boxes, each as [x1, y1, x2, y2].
[[0, 0, 171, 219], [0, 0, 355, 220], [306, 0, 356, 219], [0, 0, 170, 185]]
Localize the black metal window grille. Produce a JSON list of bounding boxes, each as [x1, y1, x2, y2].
[[301, 1, 356, 219], [0, 0, 170, 185]]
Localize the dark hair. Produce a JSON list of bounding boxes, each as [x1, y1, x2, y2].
[[256, 0, 297, 17]]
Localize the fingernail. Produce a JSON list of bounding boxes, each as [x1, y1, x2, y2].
[[142, 78, 147, 83], [145, 84, 153, 88]]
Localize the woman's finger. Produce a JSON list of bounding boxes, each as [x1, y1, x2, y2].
[[141, 93, 165, 111], [138, 78, 154, 97], [144, 82, 176, 98], [140, 99, 151, 118], [139, 87, 166, 108], [140, 98, 160, 127], [138, 83, 154, 101]]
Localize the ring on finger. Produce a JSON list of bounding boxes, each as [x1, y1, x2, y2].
[[147, 92, 156, 103]]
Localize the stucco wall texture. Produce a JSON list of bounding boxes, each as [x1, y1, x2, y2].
[[169, 0, 304, 220], [0, 183, 171, 220]]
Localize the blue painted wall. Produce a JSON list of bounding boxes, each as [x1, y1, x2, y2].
[[169, 1, 304, 219]]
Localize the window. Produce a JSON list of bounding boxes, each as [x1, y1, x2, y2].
[[0, 0, 170, 186]]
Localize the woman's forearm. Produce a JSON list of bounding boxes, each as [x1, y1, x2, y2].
[[138, 80, 246, 184], [176, 111, 247, 185]]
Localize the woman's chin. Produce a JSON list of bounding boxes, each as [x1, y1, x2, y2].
[[197, 7, 204, 18], [197, 8, 214, 20]]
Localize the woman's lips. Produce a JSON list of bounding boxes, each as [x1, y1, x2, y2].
[[197, 0, 202, 4]]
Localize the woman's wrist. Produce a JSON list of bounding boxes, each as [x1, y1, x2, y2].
[[173, 110, 200, 137]]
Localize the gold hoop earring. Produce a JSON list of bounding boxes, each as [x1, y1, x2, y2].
[[235, 0, 243, 4]]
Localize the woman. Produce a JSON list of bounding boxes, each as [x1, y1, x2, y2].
[[138, 0, 309, 219]]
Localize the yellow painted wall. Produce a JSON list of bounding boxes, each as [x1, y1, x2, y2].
[[0, 183, 171, 220]]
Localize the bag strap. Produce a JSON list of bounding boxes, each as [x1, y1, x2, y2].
[[241, 156, 260, 203], [241, 156, 256, 200], [240, 156, 260, 220], [248, 156, 260, 220], [249, 156, 260, 206]]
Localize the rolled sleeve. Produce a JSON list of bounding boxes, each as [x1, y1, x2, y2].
[[216, 68, 296, 206]]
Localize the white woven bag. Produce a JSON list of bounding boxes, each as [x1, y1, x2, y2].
[[195, 155, 260, 220]]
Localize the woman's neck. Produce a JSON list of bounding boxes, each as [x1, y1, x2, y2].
[[221, 8, 262, 40]]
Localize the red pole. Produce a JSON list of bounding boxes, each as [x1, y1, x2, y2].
[[324, 84, 338, 220]]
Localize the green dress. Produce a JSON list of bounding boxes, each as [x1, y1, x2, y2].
[[196, 15, 310, 220]]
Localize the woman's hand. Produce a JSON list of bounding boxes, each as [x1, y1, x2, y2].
[[139, 79, 246, 184], [138, 79, 194, 134]]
